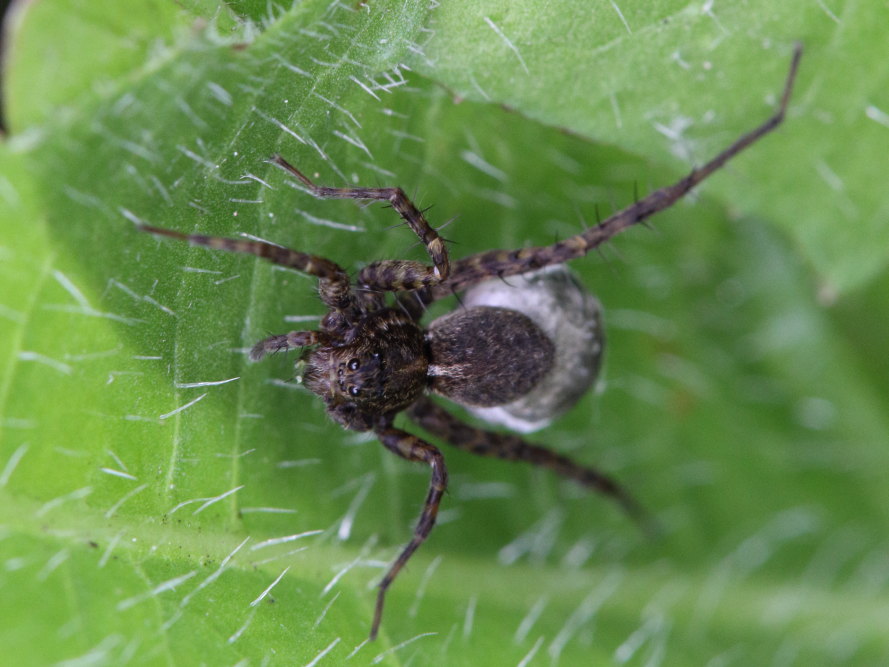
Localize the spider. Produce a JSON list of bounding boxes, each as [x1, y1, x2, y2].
[[140, 46, 801, 639]]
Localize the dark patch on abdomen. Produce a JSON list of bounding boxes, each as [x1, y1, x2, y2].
[[427, 306, 555, 407]]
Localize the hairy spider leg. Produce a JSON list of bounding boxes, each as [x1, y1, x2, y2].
[[391, 289, 432, 323], [249, 330, 327, 362], [424, 44, 803, 301], [139, 224, 354, 312], [269, 155, 450, 292], [408, 397, 653, 531], [372, 423, 448, 640]]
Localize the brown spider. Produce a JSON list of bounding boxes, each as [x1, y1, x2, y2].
[[140, 46, 801, 639]]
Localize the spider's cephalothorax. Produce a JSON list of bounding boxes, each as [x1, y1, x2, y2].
[[140, 46, 801, 640], [300, 308, 428, 431]]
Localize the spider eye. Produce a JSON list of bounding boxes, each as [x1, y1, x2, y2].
[[348, 358, 360, 371], [348, 386, 360, 397]]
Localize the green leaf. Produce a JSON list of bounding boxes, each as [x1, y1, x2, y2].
[[2, 1, 889, 665], [414, 0, 889, 294]]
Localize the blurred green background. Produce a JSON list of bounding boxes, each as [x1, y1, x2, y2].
[[1, 0, 888, 664]]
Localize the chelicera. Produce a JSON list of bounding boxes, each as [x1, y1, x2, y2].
[[141, 47, 801, 639]]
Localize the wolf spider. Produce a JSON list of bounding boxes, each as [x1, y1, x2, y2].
[[141, 46, 801, 639]]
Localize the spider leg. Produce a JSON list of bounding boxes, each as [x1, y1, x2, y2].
[[357, 259, 444, 293], [269, 155, 449, 287], [249, 330, 326, 362], [372, 423, 448, 640], [394, 289, 428, 322], [425, 45, 803, 302], [138, 225, 354, 312], [407, 397, 653, 531]]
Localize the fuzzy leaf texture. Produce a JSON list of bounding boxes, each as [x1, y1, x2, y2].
[[1, 0, 888, 665]]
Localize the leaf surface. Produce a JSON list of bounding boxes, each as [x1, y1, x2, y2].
[[1, 1, 888, 665]]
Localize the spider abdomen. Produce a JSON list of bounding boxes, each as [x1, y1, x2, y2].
[[426, 306, 555, 407], [456, 266, 604, 433]]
